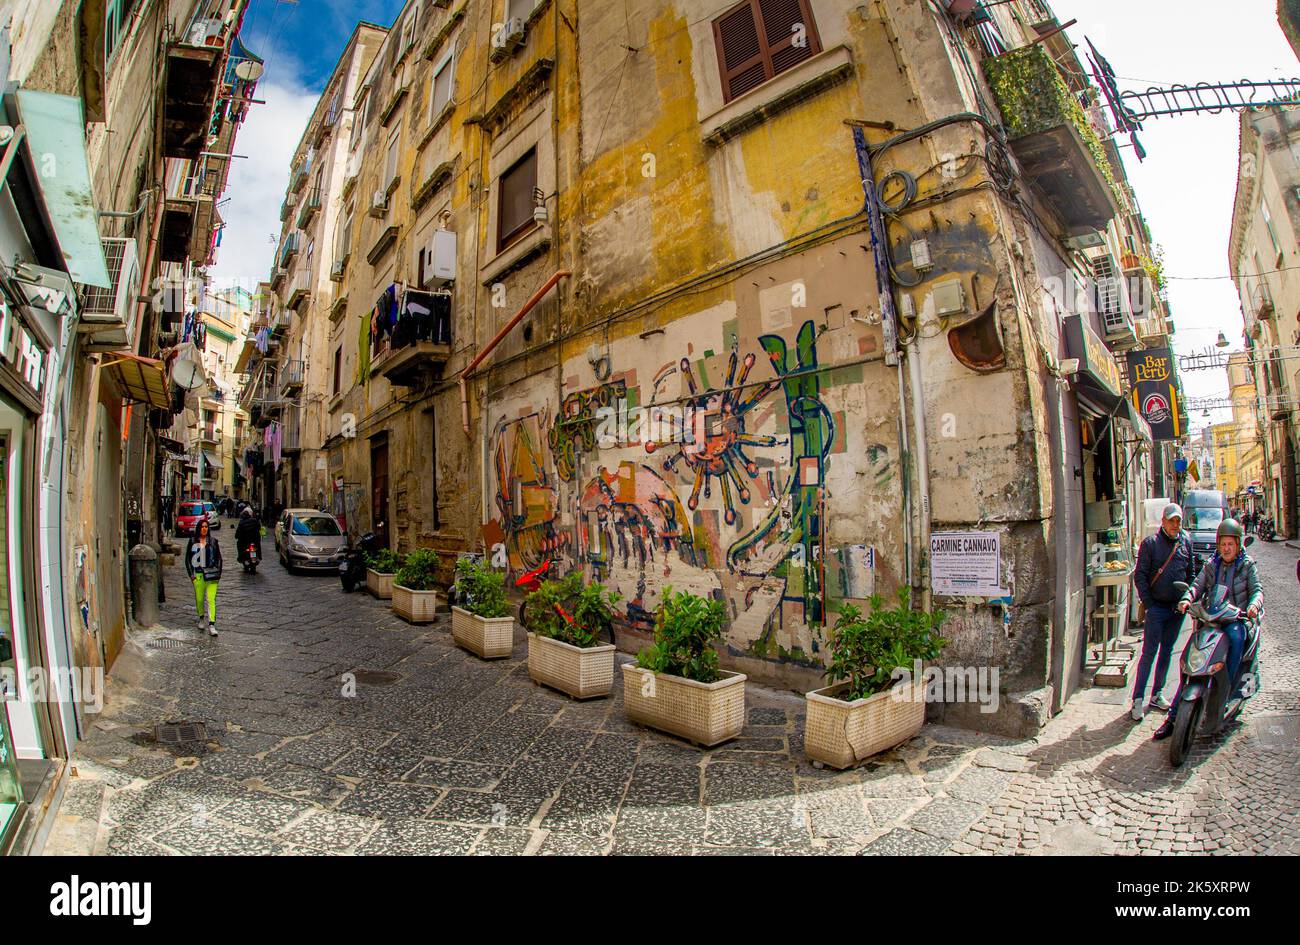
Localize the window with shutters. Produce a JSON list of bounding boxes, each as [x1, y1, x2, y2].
[[497, 148, 538, 253], [430, 49, 454, 120], [384, 130, 400, 193], [713, 0, 822, 104]]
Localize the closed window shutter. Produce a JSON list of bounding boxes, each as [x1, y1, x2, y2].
[[715, 4, 767, 101], [714, 0, 822, 103], [759, 0, 820, 76]]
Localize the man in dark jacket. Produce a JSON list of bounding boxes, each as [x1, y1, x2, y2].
[[1130, 502, 1195, 721]]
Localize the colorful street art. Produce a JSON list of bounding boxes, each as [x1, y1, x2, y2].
[[489, 411, 566, 571], [548, 380, 626, 481]]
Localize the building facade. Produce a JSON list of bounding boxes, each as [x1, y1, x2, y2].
[[1230, 104, 1300, 538], [251, 0, 1180, 736]]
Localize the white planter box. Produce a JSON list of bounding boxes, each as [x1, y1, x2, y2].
[[621, 663, 746, 747], [527, 632, 616, 699], [392, 584, 438, 623], [451, 605, 514, 659], [366, 568, 395, 600], [804, 680, 925, 769]]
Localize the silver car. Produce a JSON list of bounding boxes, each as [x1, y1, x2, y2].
[[276, 508, 348, 573]]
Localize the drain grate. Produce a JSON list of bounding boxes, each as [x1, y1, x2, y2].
[[148, 638, 192, 651], [351, 669, 402, 686], [154, 721, 208, 745]]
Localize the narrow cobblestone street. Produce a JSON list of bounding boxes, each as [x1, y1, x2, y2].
[[43, 529, 1298, 856]]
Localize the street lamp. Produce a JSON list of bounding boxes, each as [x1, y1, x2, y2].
[[1216, 331, 1229, 349]]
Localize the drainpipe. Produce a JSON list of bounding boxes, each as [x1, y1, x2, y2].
[[906, 338, 933, 613], [459, 268, 571, 435]]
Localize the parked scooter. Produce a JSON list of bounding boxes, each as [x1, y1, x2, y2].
[[447, 552, 485, 609], [1257, 517, 1276, 542], [1167, 568, 1263, 767], [339, 528, 383, 592]]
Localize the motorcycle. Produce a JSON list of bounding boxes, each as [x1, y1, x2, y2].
[[1167, 568, 1262, 767], [339, 528, 383, 592], [1258, 517, 1276, 542], [242, 543, 259, 573], [447, 552, 485, 610]]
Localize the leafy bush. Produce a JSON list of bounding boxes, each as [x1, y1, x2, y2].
[[394, 548, 441, 591], [825, 588, 948, 701], [453, 557, 510, 619], [636, 587, 727, 683], [525, 573, 620, 648], [365, 548, 405, 574]]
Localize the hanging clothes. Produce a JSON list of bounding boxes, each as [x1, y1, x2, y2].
[[271, 422, 282, 470], [357, 306, 371, 384]]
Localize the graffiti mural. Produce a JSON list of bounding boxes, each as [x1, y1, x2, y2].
[[488, 411, 565, 571], [549, 380, 626, 481]]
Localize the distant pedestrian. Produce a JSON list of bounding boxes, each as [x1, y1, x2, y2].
[[1130, 503, 1196, 721], [185, 518, 223, 637]]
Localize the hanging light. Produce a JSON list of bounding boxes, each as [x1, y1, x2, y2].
[[1216, 331, 1229, 348]]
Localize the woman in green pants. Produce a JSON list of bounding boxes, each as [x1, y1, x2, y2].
[[185, 518, 223, 637]]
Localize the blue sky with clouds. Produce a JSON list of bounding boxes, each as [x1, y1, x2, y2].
[[210, 0, 405, 287]]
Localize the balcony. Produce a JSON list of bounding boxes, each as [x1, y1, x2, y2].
[[162, 40, 224, 160], [296, 188, 322, 230], [285, 269, 312, 312], [1250, 280, 1275, 319], [282, 410, 302, 454], [983, 45, 1120, 236], [279, 231, 301, 266], [280, 193, 298, 222], [279, 360, 304, 396], [368, 288, 453, 386], [197, 425, 222, 445]]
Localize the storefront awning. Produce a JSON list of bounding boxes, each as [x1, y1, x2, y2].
[[101, 352, 171, 410], [201, 450, 221, 468], [1124, 399, 1153, 443], [157, 435, 185, 456], [1063, 314, 1124, 416], [14, 90, 110, 287]]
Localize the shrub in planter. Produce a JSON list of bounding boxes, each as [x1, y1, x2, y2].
[[806, 589, 948, 769], [525, 575, 620, 698], [450, 557, 514, 658], [365, 548, 405, 600], [622, 587, 745, 746], [391, 548, 441, 623]]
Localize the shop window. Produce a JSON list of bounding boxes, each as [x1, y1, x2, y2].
[[948, 302, 1005, 372], [713, 0, 822, 104], [497, 148, 538, 253]]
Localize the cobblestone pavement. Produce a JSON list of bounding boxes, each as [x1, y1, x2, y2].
[[44, 527, 1298, 855]]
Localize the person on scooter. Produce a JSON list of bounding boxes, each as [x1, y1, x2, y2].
[[1130, 503, 1196, 721], [1152, 518, 1262, 740], [234, 507, 262, 567]]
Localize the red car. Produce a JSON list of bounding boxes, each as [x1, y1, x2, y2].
[[175, 500, 209, 537]]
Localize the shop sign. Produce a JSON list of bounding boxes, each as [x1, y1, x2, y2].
[[0, 295, 46, 397], [1063, 315, 1121, 399], [930, 531, 1008, 597], [1126, 348, 1181, 440]]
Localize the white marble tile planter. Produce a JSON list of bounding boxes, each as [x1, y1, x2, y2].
[[451, 606, 514, 659], [621, 664, 746, 747], [366, 569, 395, 600], [527, 632, 616, 699], [804, 679, 925, 769]]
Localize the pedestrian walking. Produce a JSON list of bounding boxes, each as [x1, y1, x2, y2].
[[185, 518, 223, 637], [1130, 502, 1196, 721]]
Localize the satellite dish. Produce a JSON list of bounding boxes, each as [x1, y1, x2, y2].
[[171, 356, 205, 391], [234, 59, 264, 82]]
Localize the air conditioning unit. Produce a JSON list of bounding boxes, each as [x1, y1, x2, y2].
[[80, 237, 139, 344], [490, 17, 526, 60], [368, 188, 388, 218], [418, 230, 457, 287], [330, 260, 346, 282]]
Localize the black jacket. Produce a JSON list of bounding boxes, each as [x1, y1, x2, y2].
[[185, 536, 223, 581], [1133, 528, 1194, 607], [235, 517, 261, 550]]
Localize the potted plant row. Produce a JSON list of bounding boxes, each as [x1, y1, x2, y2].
[[450, 558, 515, 658], [524, 573, 620, 699], [622, 587, 746, 747], [805, 588, 947, 770], [391, 548, 441, 624], [365, 548, 404, 600]]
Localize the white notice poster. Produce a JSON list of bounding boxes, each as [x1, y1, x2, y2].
[[930, 531, 1006, 597]]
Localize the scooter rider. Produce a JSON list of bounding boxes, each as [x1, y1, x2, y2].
[[235, 507, 262, 564], [1152, 518, 1262, 741]]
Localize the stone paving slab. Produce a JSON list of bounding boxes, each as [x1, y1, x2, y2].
[[42, 532, 1300, 855]]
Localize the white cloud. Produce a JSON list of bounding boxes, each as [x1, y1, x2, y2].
[[208, 76, 317, 291]]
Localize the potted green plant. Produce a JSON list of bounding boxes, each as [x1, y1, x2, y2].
[[391, 548, 442, 624], [450, 557, 514, 658], [805, 589, 948, 770], [525, 573, 620, 699], [622, 587, 746, 747], [365, 548, 405, 600]]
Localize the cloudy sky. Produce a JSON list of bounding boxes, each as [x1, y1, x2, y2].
[[212, 0, 1297, 436], [209, 0, 404, 288]]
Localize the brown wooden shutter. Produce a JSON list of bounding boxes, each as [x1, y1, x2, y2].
[[714, 0, 822, 103], [758, 0, 821, 77], [714, 3, 768, 102]]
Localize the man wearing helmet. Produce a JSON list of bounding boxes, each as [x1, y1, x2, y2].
[[1130, 503, 1196, 721], [1152, 518, 1262, 741]]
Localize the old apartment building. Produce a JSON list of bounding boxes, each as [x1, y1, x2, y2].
[[1231, 104, 1300, 537], [246, 0, 1180, 735]]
